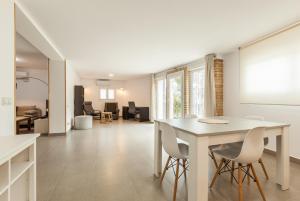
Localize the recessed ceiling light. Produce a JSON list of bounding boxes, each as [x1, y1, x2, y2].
[[109, 73, 114, 77], [16, 57, 22, 62]]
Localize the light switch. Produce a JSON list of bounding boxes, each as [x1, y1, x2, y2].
[[7, 98, 12, 105], [1, 97, 12, 106], [1, 97, 6, 106]]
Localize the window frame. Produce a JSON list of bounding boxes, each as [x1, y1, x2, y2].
[[166, 70, 184, 119], [99, 88, 115, 100], [189, 66, 205, 117], [155, 77, 166, 120]]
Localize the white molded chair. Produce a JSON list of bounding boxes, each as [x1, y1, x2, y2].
[[210, 127, 266, 201], [160, 122, 189, 201], [244, 115, 269, 179]]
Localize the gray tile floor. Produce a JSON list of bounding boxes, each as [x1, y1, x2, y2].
[[36, 120, 300, 201]]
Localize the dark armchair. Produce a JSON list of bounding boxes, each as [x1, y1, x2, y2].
[[128, 101, 140, 120], [104, 102, 119, 120], [83, 101, 101, 119]]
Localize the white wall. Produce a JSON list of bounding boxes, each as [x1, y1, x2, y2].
[[49, 60, 66, 134], [66, 61, 80, 131], [81, 76, 151, 115], [0, 0, 15, 136], [16, 67, 48, 115], [125, 76, 152, 107], [223, 50, 300, 159]]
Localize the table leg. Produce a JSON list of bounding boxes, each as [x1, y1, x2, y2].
[[188, 136, 209, 201], [16, 122, 20, 134], [100, 113, 105, 123], [154, 122, 162, 177], [276, 127, 290, 190], [28, 118, 31, 131]]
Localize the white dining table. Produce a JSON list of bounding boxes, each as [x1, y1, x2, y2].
[[154, 116, 290, 201]]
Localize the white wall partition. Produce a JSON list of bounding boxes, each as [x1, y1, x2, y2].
[[49, 60, 66, 134], [66, 61, 80, 131], [240, 24, 300, 105], [0, 0, 15, 135]]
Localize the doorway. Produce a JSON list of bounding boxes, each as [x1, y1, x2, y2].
[[15, 33, 49, 134]]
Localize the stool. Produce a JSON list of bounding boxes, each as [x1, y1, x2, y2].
[[74, 115, 93, 129]]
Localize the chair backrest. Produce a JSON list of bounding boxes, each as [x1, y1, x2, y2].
[[128, 101, 136, 114], [160, 122, 182, 158], [83, 101, 94, 115], [105, 102, 118, 113], [235, 127, 265, 164], [244, 115, 268, 146]]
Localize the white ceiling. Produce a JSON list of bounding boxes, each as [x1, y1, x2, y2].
[[16, 33, 48, 69], [16, 0, 300, 80]]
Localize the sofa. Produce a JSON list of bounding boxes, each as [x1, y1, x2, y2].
[[104, 102, 119, 120], [16, 105, 42, 126]]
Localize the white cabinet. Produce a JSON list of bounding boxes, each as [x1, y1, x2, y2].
[[0, 134, 39, 201]]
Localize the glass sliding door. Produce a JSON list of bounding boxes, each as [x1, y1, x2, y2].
[[167, 71, 184, 119], [189, 68, 205, 117], [155, 78, 166, 119]]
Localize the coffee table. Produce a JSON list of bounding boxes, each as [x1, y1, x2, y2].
[[100, 112, 113, 123], [16, 116, 31, 134]]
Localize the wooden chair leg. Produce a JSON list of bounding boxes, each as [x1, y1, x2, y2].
[[231, 161, 235, 183], [210, 150, 219, 168], [250, 164, 266, 201], [183, 159, 187, 180], [247, 165, 251, 185], [160, 156, 171, 184], [173, 159, 180, 201], [258, 158, 269, 180], [210, 159, 225, 188], [238, 164, 244, 201]]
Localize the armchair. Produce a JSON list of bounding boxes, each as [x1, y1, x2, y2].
[[104, 102, 119, 120], [83, 101, 101, 119], [128, 101, 140, 120]]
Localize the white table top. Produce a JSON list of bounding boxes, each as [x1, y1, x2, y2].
[[0, 134, 40, 163], [155, 116, 290, 136]]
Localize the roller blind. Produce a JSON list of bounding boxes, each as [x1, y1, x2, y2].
[[240, 25, 300, 105]]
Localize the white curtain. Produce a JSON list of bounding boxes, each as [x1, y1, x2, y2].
[[150, 74, 156, 122], [204, 53, 216, 116]]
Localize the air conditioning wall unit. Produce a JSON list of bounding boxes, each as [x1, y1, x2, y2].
[[96, 79, 111, 86], [16, 71, 29, 79]]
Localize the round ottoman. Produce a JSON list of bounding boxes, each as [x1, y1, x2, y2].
[[74, 115, 93, 130]]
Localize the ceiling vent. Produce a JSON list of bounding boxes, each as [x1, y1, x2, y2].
[[96, 79, 111, 86], [16, 71, 29, 82]]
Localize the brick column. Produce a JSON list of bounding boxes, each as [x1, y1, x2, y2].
[[214, 59, 223, 116]]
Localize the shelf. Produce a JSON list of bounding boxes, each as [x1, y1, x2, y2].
[[0, 162, 8, 196], [0, 185, 8, 197], [0, 135, 38, 201], [11, 161, 34, 184], [0, 190, 8, 201]]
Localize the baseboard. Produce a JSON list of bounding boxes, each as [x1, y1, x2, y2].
[[43, 132, 66, 136], [264, 148, 300, 164]]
